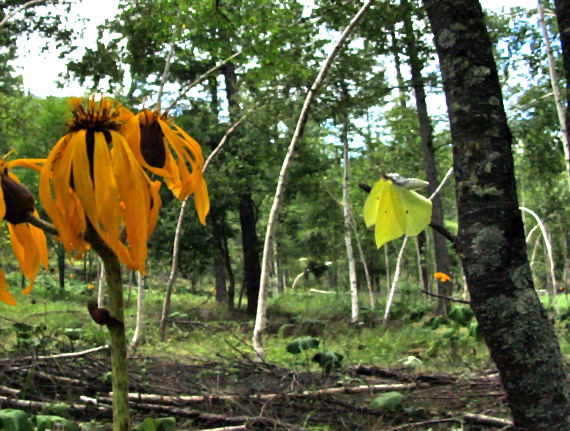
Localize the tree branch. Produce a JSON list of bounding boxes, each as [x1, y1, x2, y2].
[[164, 50, 244, 114], [0, 0, 49, 28], [421, 290, 470, 304]]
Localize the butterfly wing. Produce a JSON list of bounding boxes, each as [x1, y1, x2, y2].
[[363, 179, 384, 228], [374, 179, 406, 248], [394, 186, 433, 236]]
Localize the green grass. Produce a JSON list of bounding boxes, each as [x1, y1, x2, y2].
[[0, 271, 568, 376]]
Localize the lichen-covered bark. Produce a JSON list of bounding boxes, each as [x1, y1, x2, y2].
[[423, 1, 570, 429]]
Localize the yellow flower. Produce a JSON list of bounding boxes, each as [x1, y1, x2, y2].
[[123, 110, 209, 224], [434, 272, 451, 283], [0, 153, 48, 305], [39, 97, 161, 274], [87, 283, 95, 289]]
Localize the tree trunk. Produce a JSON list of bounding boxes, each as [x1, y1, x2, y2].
[[159, 198, 187, 342], [390, 28, 407, 109], [239, 191, 261, 314], [545, 0, 570, 187], [340, 86, 359, 323], [214, 260, 227, 303], [130, 272, 144, 354], [57, 244, 65, 290], [273, 240, 285, 294], [402, 0, 453, 314], [222, 62, 261, 316], [424, 1, 570, 428], [97, 261, 106, 308], [211, 209, 234, 308]]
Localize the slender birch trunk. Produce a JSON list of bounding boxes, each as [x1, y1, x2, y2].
[[159, 198, 187, 342], [520, 207, 557, 291], [383, 237, 409, 325], [350, 213, 374, 310], [539, 0, 570, 187], [130, 272, 145, 354], [340, 96, 359, 323], [252, 0, 375, 359], [384, 243, 391, 295], [97, 261, 106, 308]]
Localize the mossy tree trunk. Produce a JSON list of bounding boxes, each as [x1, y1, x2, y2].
[[424, 1, 570, 429]]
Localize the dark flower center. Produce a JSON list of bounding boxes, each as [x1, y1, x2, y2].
[[140, 120, 166, 168], [1, 173, 35, 224]]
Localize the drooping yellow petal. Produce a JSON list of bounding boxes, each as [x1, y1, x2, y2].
[[8, 223, 40, 294], [111, 130, 153, 273], [0, 270, 16, 306], [193, 178, 210, 225], [40, 134, 88, 256], [7, 159, 45, 172], [0, 178, 6, 222], [93, 131, 121, 242], [30, 211, 48, 269], [124, 110, 209, 224]]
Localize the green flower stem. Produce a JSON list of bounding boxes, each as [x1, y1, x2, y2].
[[85, 226, 129, 431]]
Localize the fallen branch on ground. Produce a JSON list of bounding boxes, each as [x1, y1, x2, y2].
[[195, 426, 246, 431], [391, 418, 463, 430], [0, 395, 107, 413], [463, 413, 513, 428], [133, 402, 304, 430], [0, 345, 109, 362], [116, 383, 418, 405]]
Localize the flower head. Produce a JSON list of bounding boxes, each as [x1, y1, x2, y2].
[[123, 110, 209, 224], [0, 153, 48, 305], [434, 272, 451, 283], [39, 97, 161, 274]]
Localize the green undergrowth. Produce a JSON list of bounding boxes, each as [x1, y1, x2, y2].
[[0, 271, 568, 376]]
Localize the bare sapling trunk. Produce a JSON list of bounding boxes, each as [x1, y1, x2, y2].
[[97, 260, 106, 308], [159, 113, 249, 340], [350, 213, 374, 310], [539, 0, 570, 187], [383, 237, 409, 325], [519, 207, 557, 296], [130, 272, 145, 354], [340, 101, 359, 323], [253, 0, 375, 359]]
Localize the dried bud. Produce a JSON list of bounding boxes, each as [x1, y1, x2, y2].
[[139, 120, 166, 168], [1, 173, 34, 224]]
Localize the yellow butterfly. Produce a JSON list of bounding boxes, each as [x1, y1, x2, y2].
[[363, 174, 433, 249]]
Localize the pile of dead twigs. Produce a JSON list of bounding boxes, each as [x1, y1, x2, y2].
[[0, 346, 514, 430]]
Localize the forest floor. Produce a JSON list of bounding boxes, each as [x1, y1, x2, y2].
[[2, 279, 563, 430], [0, 336, 513, 431]]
